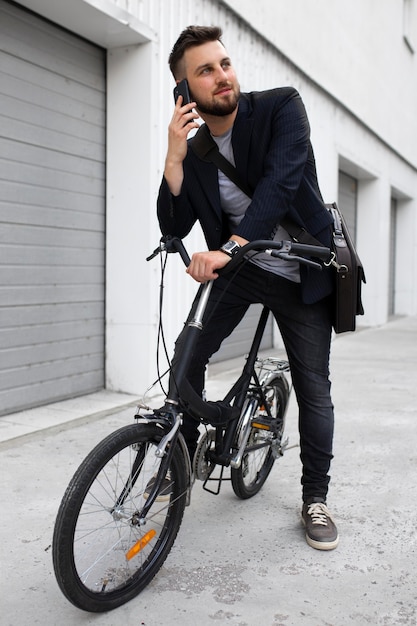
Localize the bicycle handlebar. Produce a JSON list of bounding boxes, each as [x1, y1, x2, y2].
[[221, 239, 330, 273], [148, 236, 331, 272]]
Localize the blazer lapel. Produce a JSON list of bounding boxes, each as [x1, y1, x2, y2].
[[195, 159, 222, 218], [232, 95, 254, 187], [190, 126, 223, 223]]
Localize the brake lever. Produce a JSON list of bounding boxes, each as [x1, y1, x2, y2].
[[146, 245, 162, 262], [147, 237, 192, 266], [273, 252, 323, 271]]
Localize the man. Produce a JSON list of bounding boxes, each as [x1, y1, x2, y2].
[[157, 25, 338, 550]]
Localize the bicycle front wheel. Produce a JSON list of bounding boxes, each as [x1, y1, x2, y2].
[[231, 374, 289, 499], [52, 422, 187, 612]]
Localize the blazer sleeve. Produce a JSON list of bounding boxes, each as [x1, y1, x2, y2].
[[157, 175, 197, 239], [234, 89, 312, 241]]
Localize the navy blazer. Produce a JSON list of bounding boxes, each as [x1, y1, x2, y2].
[[157, 87, 334, 304]]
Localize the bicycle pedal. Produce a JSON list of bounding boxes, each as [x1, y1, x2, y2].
[[251, 417, 274, 430]]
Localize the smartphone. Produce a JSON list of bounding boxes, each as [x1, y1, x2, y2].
[[173, 79, 192, 105]]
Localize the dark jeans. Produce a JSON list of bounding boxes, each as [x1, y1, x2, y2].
[[170, 261, 334, 503]]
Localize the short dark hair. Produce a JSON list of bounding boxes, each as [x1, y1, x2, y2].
[[168, 25, 224, 79]]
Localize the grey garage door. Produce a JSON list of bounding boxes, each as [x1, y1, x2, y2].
[[338, 171, 357, 242], [0, 1, 106, 415]]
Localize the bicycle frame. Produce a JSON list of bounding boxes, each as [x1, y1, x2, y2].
[[137, 294, 276, 508], [137, 236, 331, 507], [153, 236, 327, 424]]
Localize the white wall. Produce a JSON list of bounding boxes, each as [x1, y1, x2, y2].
[[224, 0, 417, 169], [106, 43, 158, 392]]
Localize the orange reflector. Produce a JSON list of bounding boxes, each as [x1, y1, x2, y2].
[[252, 422, 270, 430], [125, 529, 156, 561]]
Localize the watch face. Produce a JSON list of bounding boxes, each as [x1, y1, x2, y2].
[[223, 240, 240, 254]]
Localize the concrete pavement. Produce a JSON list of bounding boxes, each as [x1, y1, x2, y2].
[[1, 316, 416, 626]]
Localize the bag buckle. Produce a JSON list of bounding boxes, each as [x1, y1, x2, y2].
[[325, 251, 349, 273]]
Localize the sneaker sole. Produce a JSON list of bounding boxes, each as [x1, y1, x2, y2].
[[143, 491, 171, 503], [301, 516, 339, 551], [305, 533, 339, 551]]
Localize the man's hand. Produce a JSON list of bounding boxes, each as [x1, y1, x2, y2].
[[164, 96, 199, 196], [186, 250, 230, 283]]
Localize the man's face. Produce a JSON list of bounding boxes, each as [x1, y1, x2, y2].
[[183, 40, 240, 117]]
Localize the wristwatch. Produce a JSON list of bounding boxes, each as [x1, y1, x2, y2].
[[220, 240, 241, 258]]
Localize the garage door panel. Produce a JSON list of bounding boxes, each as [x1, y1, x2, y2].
[[2, 329, 104, 361], [1, 202, 105, 232], [1, 159, 105, 200], [1, 351, 103, 387], [0, 93, 105, 146], [3, 335, 104, 370], [0, 114, 104, 159], [0, 180, 105, 214], [1, 61, 105, 124], [0, 302, 104, 327], [1, 318, 103, 350], [0, 138, 106, 181], [1, 6, 105, 89], [0, 370, 103, 415], [4, 301, 104, 324], [4, 264, 103, 287], [1, 36, 104, 97], [1, 283, 104, 307], [1, 223, 104, 248], [0, 243, 103, 267], [0, 183, 104, 213], [0, 54, 103, 111]]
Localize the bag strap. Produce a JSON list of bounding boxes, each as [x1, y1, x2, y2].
[[190, 125, 323, 247], [191, 125, 252, 195], [325, 203, 349, 273]]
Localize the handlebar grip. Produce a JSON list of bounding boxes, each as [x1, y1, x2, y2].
[[162, 236, 191, 266], [170, 238, 191, 266]]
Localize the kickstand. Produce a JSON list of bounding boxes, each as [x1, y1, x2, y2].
[[202, 465, 230, 495]]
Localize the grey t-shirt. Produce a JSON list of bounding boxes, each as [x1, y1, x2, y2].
[[212, 128, 300, 283]]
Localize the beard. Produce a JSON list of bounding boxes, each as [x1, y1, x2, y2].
[[194, 84, 240, 117]]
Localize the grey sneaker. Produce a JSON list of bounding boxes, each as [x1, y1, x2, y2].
[[302, 502, 339, 550], [143, 472, 172, 502]]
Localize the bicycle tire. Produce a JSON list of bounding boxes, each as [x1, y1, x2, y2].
[[52, 422, 187, 612], [231, 374, 289, 499]]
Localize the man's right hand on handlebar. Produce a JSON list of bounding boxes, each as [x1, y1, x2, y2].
[[186, 250, 230, 282], [186, 235, 249, 283]]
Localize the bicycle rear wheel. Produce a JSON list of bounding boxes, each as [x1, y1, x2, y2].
[[52, 422, 187, 612], [231, 374, 289, 499]]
